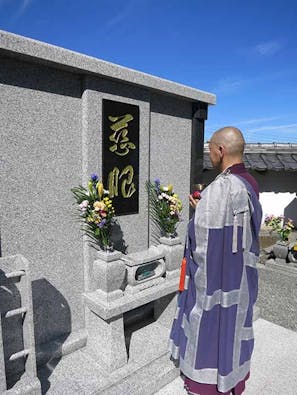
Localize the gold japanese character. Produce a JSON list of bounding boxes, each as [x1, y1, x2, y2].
[[108, 165, 136, 198], [108, 114, 136, 156]]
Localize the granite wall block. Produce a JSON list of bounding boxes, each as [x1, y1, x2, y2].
[[149, 93, 192, 243], [82, 77, 150, 258], [0, 56, 84, 345]]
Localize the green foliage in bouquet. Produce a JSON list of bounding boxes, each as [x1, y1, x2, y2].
[[264, 214, 295, 241], [278, 218, 295, 241], [71, 173, 115, 249], [146, 178, 183, 236], [264, 214, 283, 231]]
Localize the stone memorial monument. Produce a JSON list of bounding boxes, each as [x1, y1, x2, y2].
[[0, 30, 215, 393]]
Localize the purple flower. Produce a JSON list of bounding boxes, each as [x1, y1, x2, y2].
[[154, 178, 161, 192], [98, 219, 106, 228], [90, 173, 98, 182]]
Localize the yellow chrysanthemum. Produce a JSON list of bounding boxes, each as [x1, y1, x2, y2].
[[93, 201, 106, 211], [167, 184, 173, 193]]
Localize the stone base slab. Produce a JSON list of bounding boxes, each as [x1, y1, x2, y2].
[[99, 353, 179, 395], [84, 276, 179, 321]]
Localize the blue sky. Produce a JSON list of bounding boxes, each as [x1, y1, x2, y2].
[[1, 0, 297, 143]]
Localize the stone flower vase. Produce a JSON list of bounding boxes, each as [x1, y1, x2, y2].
[[273, 240, 289, 260], [158, 233, 183, 279], [92, 248, 126, 302]]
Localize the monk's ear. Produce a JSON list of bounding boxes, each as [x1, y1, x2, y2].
[[219, 145, 225, 157]]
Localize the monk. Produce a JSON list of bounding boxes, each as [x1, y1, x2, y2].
[[169, 127, 262, 395]]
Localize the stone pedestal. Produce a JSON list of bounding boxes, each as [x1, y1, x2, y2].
[[158, 236, 183, 278], [83, 243, 182, 391], [84, 270, 180, 385], [92, 250, 125, 302], [121, 246, 166, 295], [86, 310, 127, 372]]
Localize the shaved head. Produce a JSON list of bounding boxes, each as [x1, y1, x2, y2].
[[208, 126, 245, 171], [211, 126, 245, 156]]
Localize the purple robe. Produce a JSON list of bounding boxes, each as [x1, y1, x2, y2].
[[169, 165, 262, 393]]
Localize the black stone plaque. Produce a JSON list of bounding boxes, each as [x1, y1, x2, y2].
[[102, 99, 139, 216]]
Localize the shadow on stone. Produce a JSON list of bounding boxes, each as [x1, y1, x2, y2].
[[0, 56, 81, 98], [110, 220, 128, 254], [32, 278, 71, 394], [123, 302, 155, 360]]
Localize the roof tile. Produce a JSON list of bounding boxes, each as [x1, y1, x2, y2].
[[203, 143, 297, 171]]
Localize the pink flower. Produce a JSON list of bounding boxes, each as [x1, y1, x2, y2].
[[79, 200, 89, 211]]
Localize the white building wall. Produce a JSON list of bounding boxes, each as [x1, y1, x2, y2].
[[260, 192, 296, 222]]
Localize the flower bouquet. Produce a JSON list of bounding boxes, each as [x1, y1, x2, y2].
[[278, 218, 295, 242], [146, 178, 183, 237], [264, 214, 283, 231], [264, 214, 295, 242], [71, 173, 115, 250]]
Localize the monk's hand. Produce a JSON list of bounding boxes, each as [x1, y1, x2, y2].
[[189, 194, 198, 209]]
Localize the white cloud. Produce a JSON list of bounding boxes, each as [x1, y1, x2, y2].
[[105, 0, 149, 29], [9, 0, 32, 23], [236, 116, 282, 126], [247, 123, 297, 133], [254, 40, 283, 56], [213, 77, 245, 94]]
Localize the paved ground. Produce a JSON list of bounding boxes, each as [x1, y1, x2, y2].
[[155, 318, 297, 395]]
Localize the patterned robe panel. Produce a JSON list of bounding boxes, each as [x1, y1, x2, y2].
[[169, 172, 262, 393]]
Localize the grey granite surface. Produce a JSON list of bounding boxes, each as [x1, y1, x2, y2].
[[82, 77, 151, 256], [0, 56, 85, 346], [85, 311, 127, 373], [257, 263, 297, 331], [122, 246, 164, 266], [149, 93, 193, 246], [84, 275, 179, 320], [154, 293, 178, 329], [158, 241, 184, 273]]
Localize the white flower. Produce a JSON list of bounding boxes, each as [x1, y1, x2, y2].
[[158, 195, 163, 200], [103, 189, 110, 195], [170, 211, 175, 215], [163, 187, 169, 192]]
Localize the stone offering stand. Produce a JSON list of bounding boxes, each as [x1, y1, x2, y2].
[[83, 237, 184, 393]]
